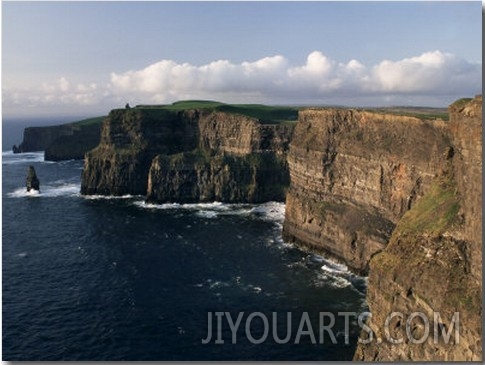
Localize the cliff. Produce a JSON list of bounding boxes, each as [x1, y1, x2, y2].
[[354, 95, 482, 361], [44, 121, 103, 161], [282, 109, 450, 274], [14, 117, 103, 161], [81, 104, 295, 201], [15, 124, 72, 152], [81, 108, 200, 196], [77, 98, 481, 360]]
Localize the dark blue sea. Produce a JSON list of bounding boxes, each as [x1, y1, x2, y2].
[[2, 150, 367, 361]]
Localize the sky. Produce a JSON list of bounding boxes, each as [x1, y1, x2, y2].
[[2, 1, 482, 119]]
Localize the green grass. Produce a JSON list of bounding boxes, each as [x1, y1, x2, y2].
[[393, 175, 459, 237], [71, 116, 106, 127], [135, 100, 224, 111], [361, 107, 449, 121], [450, 98, 473, 109], [133, 100, 299, 124], [215, 104, 298, 123]]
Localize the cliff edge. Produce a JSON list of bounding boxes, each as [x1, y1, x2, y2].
[[354, 95, 482, 361], [81, 104, 295, 202], [14, 117, 103, 161], [282, 109, 450, 274]]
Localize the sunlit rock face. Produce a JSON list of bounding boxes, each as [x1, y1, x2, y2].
[[282, 108, 449, 274]]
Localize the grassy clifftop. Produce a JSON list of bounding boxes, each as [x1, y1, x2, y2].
[[134, 100, 299, 124]]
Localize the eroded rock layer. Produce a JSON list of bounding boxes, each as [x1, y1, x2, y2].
[[282, 109, 450, 274], [81, 109, 199, 196], [81, 108, 293, 202], [354, 96, 482, 361]]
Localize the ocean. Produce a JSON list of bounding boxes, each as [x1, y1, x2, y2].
[[2, 150, 367, 360]]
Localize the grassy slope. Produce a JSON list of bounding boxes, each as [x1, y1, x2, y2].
[[47, 100, 449, 130], [71, 116, 106, 127], [134, 100, 299, 124]]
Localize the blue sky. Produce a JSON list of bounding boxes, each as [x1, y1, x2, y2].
[[2, 1, 482, 118]]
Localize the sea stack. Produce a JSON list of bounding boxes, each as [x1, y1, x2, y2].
[[26, 165, 40, 192]]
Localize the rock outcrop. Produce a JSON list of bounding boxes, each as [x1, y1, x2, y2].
[[282, 109, 450, 274], [354, 95, 482, 361], [26, 165, 40, 192], [81, 107, 294, 202], [16, 125, 72, 153], [44, 121, 102, 161], [81, 108, 199, 196], [14, 117, 103, 161]]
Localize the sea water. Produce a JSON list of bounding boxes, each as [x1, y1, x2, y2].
[[2, 150, 367, 360]]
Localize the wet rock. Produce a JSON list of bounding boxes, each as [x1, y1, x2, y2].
[[26, 165, 40, 192]]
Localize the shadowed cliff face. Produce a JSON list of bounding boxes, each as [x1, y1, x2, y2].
[[354, 96, 482, 361], [146, 151, 289, 204], [282, 109, 450, 274], [81, 108, 293, 201], [146, 112, 293, 203], [14, 119, 103, 161], [81, 109, 199, 196], [17, 125, 72, 152]]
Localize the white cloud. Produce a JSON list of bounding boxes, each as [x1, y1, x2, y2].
[[2, 50, 481, 117], [108, 50, 480, 104], [371, 51, 480, 94]]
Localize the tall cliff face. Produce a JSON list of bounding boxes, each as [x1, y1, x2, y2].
[[282, 109, 450, 274], [81, 109, 199, 196], [17, 125, 72, 152], [146, 151, 289, 204], [44, 122, 102, 161], [354, 96, 482, 361], [448, 97, 482, 284], [198, 112, 291, 155], [146, 111, 293, 203], [14, 117, 103, 160], [81, 108, 293, 201]]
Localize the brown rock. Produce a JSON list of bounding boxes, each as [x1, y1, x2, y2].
[[282, 109, 450, 273], [354, 96, 482, 361]]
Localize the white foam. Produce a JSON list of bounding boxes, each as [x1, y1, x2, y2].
[[329, 276, 352, 289], [7, 183, 80, 198], [248, 202, 285, 223], [321, 258, 350, 275], [2, 151, 52, 165], [42, 183, 80, 197], [83, 194, 138, 200], [195, 210, 219, 218], [134, 200, 285, 225], [8, 187, 41, 198]]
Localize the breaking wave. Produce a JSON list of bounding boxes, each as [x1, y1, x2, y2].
[[318, 257, 367, 293], [2, 151, 53, 165], [82, 194, 140, 200], [7, 182, 80, 198], [134, 201, 285, 224]]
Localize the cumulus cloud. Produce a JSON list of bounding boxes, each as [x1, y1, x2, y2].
[[370, 51, 480, 94], [3, 50, 481, 117], [108, 50, 480, 104], [4, 77, 101, 111]]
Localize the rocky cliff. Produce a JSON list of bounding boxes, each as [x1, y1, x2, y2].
[[14, 117, 103, 161], [354, 96, 482, 361], [78, 98, 481, 360], [282, 109, 450, 274], [81, 107, 294, 201], [81, 108, 199, 196], [15, 125, 70, 153]]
